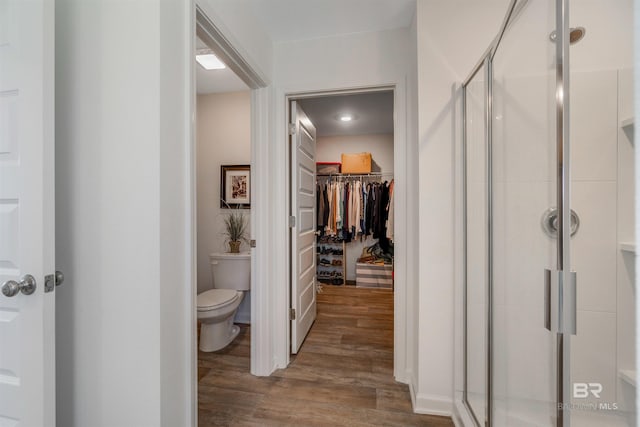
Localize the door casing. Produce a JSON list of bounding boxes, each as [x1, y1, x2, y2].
[[283, 85, 410, 382]]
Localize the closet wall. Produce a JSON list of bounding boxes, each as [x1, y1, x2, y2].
[[316, 133, 394, 281]]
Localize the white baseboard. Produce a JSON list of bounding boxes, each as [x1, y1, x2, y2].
[[413, 392, 453, 417], [394, 368, 411, 385], [408, 379, 417, 408], [405, 373, 453, 417]]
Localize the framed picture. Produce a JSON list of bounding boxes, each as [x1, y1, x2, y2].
[[220, 165, 250, 208]]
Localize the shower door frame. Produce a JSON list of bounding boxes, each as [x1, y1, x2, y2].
[[461, 0, 573, 425], [461, 51, 492, 427]]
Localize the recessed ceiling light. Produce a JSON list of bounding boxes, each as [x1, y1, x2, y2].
[[196, 50, 226, 70], [334, 113, 358, 123]]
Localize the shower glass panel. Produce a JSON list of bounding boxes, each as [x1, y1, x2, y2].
[[464, 60, 488, 426], [461, 1, 636, 426], [568, 2, 635, 425], [491, 1, 558, 425]]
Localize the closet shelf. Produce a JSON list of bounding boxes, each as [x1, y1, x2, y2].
[[620, 117, 635, 129], [619, 370, 637, 387], [619, 242, 636, 253]]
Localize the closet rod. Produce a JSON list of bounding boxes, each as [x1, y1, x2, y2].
[[316, 172, 394, 178]]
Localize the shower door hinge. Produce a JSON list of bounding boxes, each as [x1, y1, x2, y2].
[[289, 308, 296, 320], [289, 216, 296, 228], [544, 269, 577, 335], [288, 123, 296, 135]]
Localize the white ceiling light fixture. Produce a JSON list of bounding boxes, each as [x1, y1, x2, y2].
[[335, 113, 357, 123], [196, 49, 226, 70]]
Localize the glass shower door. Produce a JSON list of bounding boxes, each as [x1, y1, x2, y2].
[[567, 1, 635, 425], [491, 0, 563, 425], [463, 59, 488, 426]]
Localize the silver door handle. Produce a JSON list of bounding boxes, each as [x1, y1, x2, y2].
[[543, 268, 577, 334], [2, 274, 37, 297]]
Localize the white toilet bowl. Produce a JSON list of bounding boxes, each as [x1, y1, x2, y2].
[[197, 252, 250, 352], [197, 288, 244, 352]]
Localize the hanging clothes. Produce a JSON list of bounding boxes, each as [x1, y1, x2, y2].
[[377, 182, 390, 252], [317, 183, 325, 229], [365, 183, 374, 236], [360, 182, 366, 236], [316, 175, 394, 253], [334, 182, 344, 233], [386, 180, 394, 242]]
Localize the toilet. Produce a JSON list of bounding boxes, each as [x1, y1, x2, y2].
[[197, 252, 250, 352]]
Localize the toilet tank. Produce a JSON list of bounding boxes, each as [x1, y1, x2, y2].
[[209, 252, 251, 290]]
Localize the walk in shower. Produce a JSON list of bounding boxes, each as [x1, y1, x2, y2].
[[459, 0, 635, 426]]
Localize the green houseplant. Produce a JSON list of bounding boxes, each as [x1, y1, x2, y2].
[[222, 207, 249, 253]]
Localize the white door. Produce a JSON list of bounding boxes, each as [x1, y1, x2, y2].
[[0, 0, 56, 426], [290, 101, 317, 353]]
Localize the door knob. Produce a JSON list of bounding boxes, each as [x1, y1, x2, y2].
[[2, 274, 37, 297]]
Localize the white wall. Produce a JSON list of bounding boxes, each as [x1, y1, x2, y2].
[[196, 91, 251, 293], [317, 133, 394, 281], [416, 0, 510, 417], [317, 133, 394, 173], [55, 1, 192, 426], [617, 68, 636, 422], [570, 0, 633, 72]]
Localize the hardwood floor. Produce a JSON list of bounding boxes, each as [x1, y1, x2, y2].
[[198, 285, 454, 426]]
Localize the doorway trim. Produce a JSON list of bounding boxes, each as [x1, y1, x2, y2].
[[280, 83, 410, 382], [192, 0, 271, 396]]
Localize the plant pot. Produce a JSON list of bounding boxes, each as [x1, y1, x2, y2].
[[228, 241, 241, 253]]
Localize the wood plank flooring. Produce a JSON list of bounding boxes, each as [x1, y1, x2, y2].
[[198, 285, 454, 426]]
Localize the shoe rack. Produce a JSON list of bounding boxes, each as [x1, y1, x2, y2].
[[316, 237, 346, 286]]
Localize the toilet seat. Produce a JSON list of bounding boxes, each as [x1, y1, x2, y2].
[[197, 289, 239, 311]]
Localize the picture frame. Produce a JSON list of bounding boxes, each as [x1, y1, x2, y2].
[[220, 165, 250, 209]]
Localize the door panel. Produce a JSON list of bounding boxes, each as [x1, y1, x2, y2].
[[0, 0, 55, 425], [290, 101, 317, 354], [464, 63, 488, 426], [490, 1, 558, 425]]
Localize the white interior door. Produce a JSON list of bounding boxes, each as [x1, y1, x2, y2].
[[0, 0, 56, 425], [290, 101, 317, 354]]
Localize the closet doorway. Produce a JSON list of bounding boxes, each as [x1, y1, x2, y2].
[[288, 89, 397, 360]]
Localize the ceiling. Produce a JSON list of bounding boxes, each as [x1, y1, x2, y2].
[[297, 91, 394, 137], [196, 1, 407, 134], [243, 0, 416, 43]]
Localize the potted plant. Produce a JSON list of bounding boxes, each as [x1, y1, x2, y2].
[[222, 207, 249, 253]]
